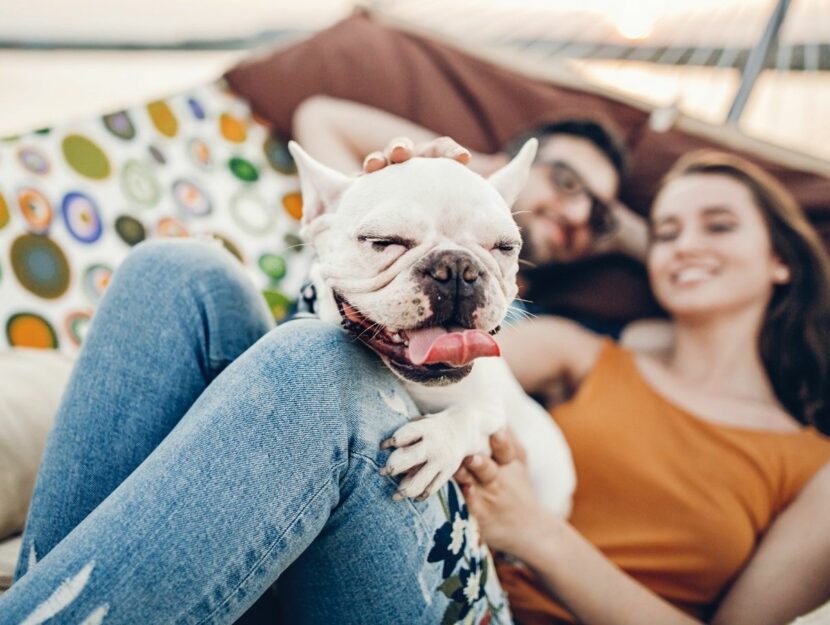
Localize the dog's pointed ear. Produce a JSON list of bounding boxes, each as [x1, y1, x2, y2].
[[288, 141, 352, 226], [487, 138, 538, 207]]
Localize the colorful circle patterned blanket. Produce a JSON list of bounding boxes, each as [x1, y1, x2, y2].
[[0, 80, 312, 353]]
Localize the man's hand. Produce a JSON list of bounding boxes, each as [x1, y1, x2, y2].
[[363, 136, 471, 173], [605, 200, 650, 263]]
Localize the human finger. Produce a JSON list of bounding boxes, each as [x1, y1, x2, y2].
[[464, 454, 500, 485], [383, 136, 415, 164], [454, 465, 474, 485], [491, 427, 527, 464], [490, 428, 517, 465], [460, 482, 477, 505], [415, 136, 470, 164], [363, 151, 387, 173]]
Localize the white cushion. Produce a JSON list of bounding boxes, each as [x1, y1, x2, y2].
[[791, 602, 830, 624], [0, 349, 74, 541], [0, 534, 22, 591]]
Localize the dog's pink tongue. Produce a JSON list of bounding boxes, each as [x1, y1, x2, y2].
[[406, 327, 500, 367]]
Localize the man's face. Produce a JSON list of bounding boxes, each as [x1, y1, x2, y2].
[[512, 134, 619, 265]]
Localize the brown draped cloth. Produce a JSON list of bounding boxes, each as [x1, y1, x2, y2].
[[226, 13, 830, 324]]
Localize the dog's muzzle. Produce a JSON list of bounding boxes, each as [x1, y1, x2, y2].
[[416, 250, 487, 330], [334, 287, 501, 385]]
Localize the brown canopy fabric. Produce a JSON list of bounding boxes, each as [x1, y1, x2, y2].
[[226, 13, 830, 323]]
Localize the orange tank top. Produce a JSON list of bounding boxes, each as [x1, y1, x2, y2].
[[497, 340, 830, 624]]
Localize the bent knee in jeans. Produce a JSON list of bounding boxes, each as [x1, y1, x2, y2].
[[249, 317, 421, 463], [255, 322, 512, 624]]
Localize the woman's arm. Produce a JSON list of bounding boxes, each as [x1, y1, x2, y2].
[[291, 95, 501, 175], [458, 451, 702, 625], [711, 462, 830, 625], [462, 450, 830, 625], [522, 508, 702, 625], [497, 315, 604, 395]]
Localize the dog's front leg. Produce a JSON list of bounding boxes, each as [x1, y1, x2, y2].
[[380, 404, 505, 501]]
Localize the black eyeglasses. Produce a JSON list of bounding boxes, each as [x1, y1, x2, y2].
[[541, 160, 618, 238]]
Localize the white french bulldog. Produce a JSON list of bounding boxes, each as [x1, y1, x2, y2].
[[287, 139, 575, 516]]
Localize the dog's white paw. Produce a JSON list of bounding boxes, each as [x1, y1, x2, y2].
[[380, 416, 465, 501]]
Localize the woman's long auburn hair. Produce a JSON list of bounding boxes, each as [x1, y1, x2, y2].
[[657, 151, 830, 435]]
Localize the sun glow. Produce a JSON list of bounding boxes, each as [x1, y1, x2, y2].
[[611, 13, 655, 40]]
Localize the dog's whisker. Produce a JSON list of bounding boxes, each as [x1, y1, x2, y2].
[[364, 324, 386, 342], [505, 306, 537, 321], [367, 324, 386, 343], [354, 322, 383, 342], [510, 307, 537, 317], [342, 320, 381, 344], [510, 314, 537, 323], [502, 310, 538, 327]]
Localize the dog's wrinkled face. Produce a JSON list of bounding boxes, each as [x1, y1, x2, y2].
[[289, 140, 537, 385]]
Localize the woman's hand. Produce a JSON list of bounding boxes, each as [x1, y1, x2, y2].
[[457, 430, 704, 625], [454, 429, 548, 558]]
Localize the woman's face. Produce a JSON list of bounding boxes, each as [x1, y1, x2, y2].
[[648, 173, 787, 321]]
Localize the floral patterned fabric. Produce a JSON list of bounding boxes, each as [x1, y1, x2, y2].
[[429, 481, 512, 625], [0, 80, 311, 353]]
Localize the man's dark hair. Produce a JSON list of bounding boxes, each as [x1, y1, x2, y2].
[[504, 118, 628, 179]]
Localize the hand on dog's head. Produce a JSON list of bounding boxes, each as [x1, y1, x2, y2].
[[288, 139, 537, 385]]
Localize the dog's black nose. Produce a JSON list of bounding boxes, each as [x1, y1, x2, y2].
[[426, 251, 480, 286], [417, 250, 487, 327]]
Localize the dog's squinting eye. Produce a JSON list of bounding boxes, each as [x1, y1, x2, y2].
[[492, 240, 519, 254], [357, 235, 414, 252]]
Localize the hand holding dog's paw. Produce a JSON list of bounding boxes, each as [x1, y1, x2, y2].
[[380, 416, 465, 501]]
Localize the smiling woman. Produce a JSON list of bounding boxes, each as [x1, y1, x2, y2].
[[649, 151, 830, 429], [451, 148, 830, 625]]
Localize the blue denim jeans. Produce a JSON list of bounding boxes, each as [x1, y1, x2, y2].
[[0, 240, 511, 625]]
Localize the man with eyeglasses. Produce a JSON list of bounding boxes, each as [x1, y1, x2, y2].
[[292, 96, 652, 335], [498, 119, 647, 267]]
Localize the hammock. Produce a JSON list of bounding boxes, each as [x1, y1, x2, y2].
[[367, 0, 830, 163]]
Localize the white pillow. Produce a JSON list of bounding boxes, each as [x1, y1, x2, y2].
[[0, 535, 21, 591], [0, 349, 74, 540]]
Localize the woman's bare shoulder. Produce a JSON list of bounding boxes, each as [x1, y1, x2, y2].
[[498, 315, 605, 394]]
